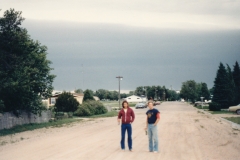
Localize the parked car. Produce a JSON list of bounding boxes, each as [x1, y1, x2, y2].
[[154, 101, 161, 106], [135, 103, 146, 109], [228, 104, 240, 115]]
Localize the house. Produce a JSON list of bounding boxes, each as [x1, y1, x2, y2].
[[124, 95, 147, 103], [45, 92, 100, 108], [47, 93, 84, 108]]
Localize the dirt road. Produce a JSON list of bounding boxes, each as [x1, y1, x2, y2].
[[0, 102, 240, 160]]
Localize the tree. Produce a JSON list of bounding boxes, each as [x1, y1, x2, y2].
[[75, 88, 83, 94], [180, 80, 198, 103], [212, 63, 229, 109], [226, 64, 235, 106], [129, 91, 134, 95], [0, 99, 5, 113], [83, 89, 95, 102], [135, 86, 144, 96], [95, 89, 106, 100], [0, 9, 55, 114], [233, 61, 240, 105], [55, 92, 79, 113], [199, 83, 210, 100], [166, 89, 179, 101]]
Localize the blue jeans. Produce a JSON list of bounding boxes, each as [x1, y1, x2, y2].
[[121, 124, 132, 150], [148, 124, 158, 152]]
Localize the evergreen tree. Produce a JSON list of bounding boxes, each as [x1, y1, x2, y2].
[[200, 83, 210, 100], [232, 61, 240, 105], [212, 63, 229, 108], [226, 64, 235, 106], [83, 89, 95, 102]]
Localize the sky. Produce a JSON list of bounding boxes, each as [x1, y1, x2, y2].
[[1, 0, 240, 92]]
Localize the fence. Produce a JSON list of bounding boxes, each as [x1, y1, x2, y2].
[[0, 110, 52, 130]]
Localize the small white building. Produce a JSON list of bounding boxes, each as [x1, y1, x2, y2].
[[124, 95, 147, 103]]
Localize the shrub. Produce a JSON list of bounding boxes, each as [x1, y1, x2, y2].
[[209, 102, 221, 111], [74, 105, 92, 116], [55, 92, 79, 113], [95, 105, 108, 115], [83, 90, 95, 102], [74, 100, 107, 116]]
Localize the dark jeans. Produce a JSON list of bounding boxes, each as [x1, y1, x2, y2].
[[120, 123, 132, 150]]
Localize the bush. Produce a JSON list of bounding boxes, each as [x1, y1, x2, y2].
[[74, 105, 92, 116], [209, 102, 221, 111], [83, 90, 95, 102], [74, 100, 107, 116], [55, 92, 79, 113]]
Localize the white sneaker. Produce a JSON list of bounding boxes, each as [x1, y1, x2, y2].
[[153, 151, 158, 153]]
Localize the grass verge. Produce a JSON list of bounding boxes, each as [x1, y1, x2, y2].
[[223, 117, 240, 125], [0, 111, 118, 137], [194, 106, 209, 110], [80, 111, 118, 118], [0, 118, 83, 137], [208, 111, 233, 114]]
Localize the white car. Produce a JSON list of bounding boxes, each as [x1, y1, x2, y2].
[[228, 104, 240, 115], [135, 103, 146, 109]]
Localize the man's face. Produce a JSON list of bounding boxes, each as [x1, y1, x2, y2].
[[148, 102, 153, 109], [123, 102, 128, 108]]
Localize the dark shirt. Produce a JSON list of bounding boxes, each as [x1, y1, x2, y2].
[[146, 108, 160, 124]]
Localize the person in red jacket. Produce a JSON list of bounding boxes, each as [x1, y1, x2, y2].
[[117, 100, 135, 151]]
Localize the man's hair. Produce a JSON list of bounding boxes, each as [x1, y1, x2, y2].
[[122, 100, 129, 108], [148, 101, 154, 105]]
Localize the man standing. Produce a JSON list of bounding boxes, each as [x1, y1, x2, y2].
[[118, 100, 135, 151], [145, 101, 160, 153]]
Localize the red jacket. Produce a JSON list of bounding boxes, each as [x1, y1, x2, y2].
[[118, 107, 135, 124]]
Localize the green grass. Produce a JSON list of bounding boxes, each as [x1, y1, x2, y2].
[[0, 110, 119, 137], [0, 118, 83, 137], [102, 101, 121, 108], [194, 105, 209, 110], [208, 111, 233, 114], [80, 111, 118, 118], [102, 101, 137, 108], [128, 103, 137, 107], [224, 117, 240, 125]]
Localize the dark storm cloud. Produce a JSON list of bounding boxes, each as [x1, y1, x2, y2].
[[22, 20, 240, 91]]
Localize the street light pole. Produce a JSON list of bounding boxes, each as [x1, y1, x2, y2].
[[155, 89, 158, 101], [200, 97, 204, 109], [144, 86, 148, 102], [163, 91, 166, 101], [116, 76, 123, 109]]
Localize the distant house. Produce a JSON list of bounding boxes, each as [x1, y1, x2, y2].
[[47, 93, 84, 108], [124, 95, 147, 103], [45, 93, 100, 108], [93, 96, 100, 101]]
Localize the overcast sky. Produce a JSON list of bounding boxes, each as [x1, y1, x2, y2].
[[1, 0, 240, 92]]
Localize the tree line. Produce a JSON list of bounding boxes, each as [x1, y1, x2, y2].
[[180, 81, 210, 103], [211, 62, 240, 110], [134, 86, 179, 101], [75, 89, 132, 101], [179, 61, 240, 111]]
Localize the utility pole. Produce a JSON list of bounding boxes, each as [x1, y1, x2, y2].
[[116, 76, 123, 109]]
